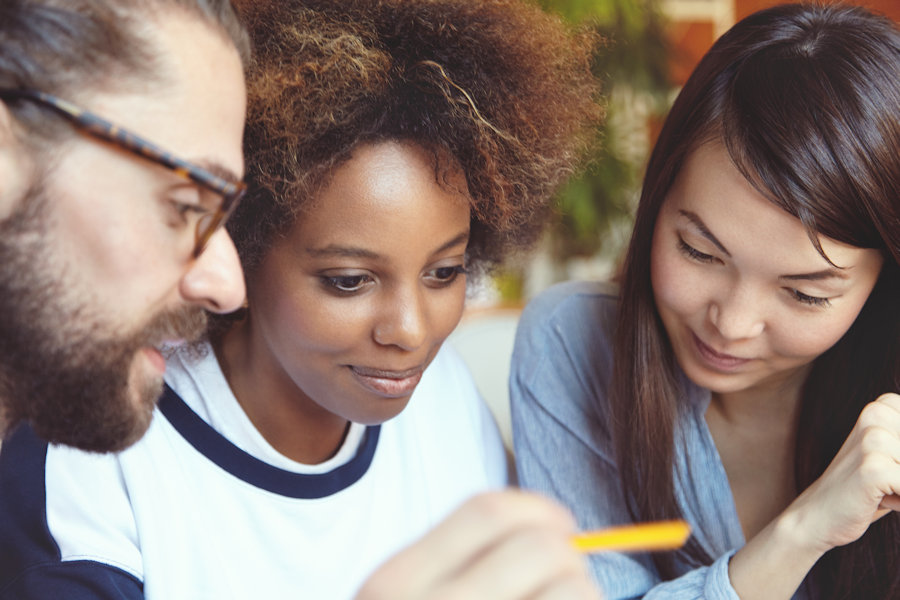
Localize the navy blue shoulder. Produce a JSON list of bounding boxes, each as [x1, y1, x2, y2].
[[158, 385, 381, 498], [1, 560, 142, 600], [0, 424, 56, 583], [0, 425, 143, 599]]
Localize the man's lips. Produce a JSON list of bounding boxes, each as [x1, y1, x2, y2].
[[139, 339, 188, 375], [349, 365, 424, 397], [140, 346, 167, 374]]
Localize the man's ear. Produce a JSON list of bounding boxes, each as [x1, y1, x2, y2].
[[0, 102, 35, 221]]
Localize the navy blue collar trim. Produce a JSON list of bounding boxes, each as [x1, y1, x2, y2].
[[158, 385, 380, 499]]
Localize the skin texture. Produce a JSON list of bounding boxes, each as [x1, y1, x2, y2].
[[218, 140, 470, 463], [651, 142, 883, 406], [45, 14, 247, 327], [0, 12, 247, 451]]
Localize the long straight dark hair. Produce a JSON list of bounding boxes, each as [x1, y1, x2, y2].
[[611, 4, 900, 597]]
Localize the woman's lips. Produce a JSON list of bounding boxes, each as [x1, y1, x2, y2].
[[691, 332, 752, 372], [349, 365, 424, 398]]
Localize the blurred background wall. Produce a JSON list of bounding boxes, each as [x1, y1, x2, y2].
[[477, 0, 900, 307]]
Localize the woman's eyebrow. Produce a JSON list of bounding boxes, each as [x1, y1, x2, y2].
[[678, 209, 730, 256], [304, 231, 469, 260], [305, 245, 380, 259], [780, 269, 850, 282], [677, 210, 852, 281], [432, 231, 470, 255]]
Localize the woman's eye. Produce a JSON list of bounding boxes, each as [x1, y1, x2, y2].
[[789, 289, 831, 308], [677, 238, 715, 263], [322, 274, 372, 294], [426, 265, 467, 286]]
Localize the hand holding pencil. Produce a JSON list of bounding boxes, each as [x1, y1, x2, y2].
[[355, 490, 603, 600], [355, 491, 691, 600]]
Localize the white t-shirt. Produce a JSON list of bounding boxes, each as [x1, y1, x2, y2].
[[0, 343, 507, 600]]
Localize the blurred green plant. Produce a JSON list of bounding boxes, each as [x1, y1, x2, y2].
[[539, 0, 673, 262]]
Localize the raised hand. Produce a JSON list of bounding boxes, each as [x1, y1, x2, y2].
[[787, 392, 900, 553]]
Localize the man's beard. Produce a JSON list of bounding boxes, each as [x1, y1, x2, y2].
[[0, 180, 208, 453]]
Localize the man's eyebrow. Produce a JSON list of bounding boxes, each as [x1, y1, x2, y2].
[[195, 160, 242, 184], [678, 210, 730, 256]]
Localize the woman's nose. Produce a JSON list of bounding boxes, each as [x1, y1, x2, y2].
[[372, 288, 428, 351], [707, 287, 765, 340]]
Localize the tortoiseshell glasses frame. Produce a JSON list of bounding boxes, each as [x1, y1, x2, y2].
[[0, 88, 246, 258]]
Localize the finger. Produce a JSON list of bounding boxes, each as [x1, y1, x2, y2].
[[856, 399, 900, 442], [858, 433, 900, 500], [879, 495, 900, 512], [418, 490, 576, 571], [875, 392, 900, 408], [362, 491, 577, 596], [530, 575, 604, 600], [432, 521, 593, 600], [859, 424, 900, 460], [873, 393, 900, 426]]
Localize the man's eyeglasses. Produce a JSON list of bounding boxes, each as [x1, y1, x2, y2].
[[0, 88, 246, 257]]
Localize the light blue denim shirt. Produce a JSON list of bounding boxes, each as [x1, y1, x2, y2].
[[510, 280, 808, 600]]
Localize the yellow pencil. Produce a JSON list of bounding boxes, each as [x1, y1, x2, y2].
[[572, 520, 691, 554]]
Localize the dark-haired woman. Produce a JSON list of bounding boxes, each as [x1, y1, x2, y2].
[[512, 4, 900, 599], [0, 0, 606, 598]]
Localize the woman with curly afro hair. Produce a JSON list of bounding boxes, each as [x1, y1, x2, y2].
[[228, 0, 603, 275], [12, 0, 605, 599]]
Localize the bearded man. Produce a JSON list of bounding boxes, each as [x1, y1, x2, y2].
[[0, 0, 249, 452]]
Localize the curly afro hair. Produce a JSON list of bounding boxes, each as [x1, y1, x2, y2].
[[230, 0, 604, 277]]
